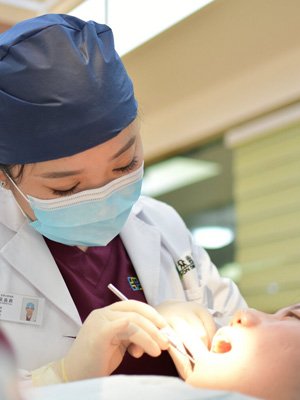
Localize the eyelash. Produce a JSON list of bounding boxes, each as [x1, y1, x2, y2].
[[113, 157, 138, 173], [51, 185, 78, 197], [284, 312, 300, 321], [51, 157, 139, 197]]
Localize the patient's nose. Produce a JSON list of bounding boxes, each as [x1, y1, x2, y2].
[[230, 309, 261, 327]]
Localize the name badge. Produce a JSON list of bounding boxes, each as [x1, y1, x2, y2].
[[0, 292, 45, 326], [175, 253, 198, 290]]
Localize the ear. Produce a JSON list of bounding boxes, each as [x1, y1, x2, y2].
[[0, 170, 9, 189]]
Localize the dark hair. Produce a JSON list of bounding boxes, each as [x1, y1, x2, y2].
[[0, 164, 25, 182]]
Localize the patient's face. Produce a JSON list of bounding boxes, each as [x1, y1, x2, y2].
[[186, 304, 300, 400]]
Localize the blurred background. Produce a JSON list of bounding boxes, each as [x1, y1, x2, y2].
[[1, 0, 299, 312]]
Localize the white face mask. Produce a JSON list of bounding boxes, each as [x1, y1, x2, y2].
[[7, 165, 144, 246]]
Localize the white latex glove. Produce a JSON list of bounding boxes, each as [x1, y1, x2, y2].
[[155, 301, 217, 379], [32, 300, 169, 385]]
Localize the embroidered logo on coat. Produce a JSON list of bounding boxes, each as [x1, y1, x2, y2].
[[176, 255, 195, 277], [127, 276, 143, 291]]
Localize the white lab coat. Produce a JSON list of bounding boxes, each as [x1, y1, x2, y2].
[[0, 188, 246, 372]]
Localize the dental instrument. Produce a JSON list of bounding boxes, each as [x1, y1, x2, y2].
[[107, 283, 195, 364]]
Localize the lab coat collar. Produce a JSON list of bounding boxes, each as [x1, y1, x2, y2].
[[1, 221, 82, 327], [120, 212, 161, 306], [131, 198, 143, 216]]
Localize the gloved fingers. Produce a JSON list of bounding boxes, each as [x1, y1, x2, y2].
[[166, 317, 208, 361], [127, 343, 144, 358], [113, 321, 164, 357], [107, 317, 168, 357], [108, 318, 135, 343], [92, 301, 170, 351], [193, 307, 217, 348], [110, 311, 169, 350], [108, 300, 167, 328], [168, 330, 211, 381], [185, 316, 210, 348], [156, 301, 216, 349], [166, 337, 194, 379], [178, 303, 217, 346]]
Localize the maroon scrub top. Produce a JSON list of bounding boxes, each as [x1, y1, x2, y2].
[[44, 236, 178, 376]]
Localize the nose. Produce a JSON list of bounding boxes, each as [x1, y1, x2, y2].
[[230, 309, 261, 327]]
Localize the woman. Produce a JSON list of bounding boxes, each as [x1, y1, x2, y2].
[[0, 14, 246, 385], [186, 303, 300, 400]]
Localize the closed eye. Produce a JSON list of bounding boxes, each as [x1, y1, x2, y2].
[[283, 312, 300, 321], [113, 157, 138, 174], [51, 184, 78, 197]]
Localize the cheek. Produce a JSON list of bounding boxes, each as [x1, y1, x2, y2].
[[239, 331, 300, 391]]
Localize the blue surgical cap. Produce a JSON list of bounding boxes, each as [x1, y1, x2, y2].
[[26, 302, 35, 309], [0, 14, 137, 164]]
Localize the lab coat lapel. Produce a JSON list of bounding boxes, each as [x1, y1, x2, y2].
[[1, 221, 81, 326], [120, 213, 161, 305]]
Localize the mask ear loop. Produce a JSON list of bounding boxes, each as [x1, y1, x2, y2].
[[4, 173, 29, 201], [4, 172, 31, 218]]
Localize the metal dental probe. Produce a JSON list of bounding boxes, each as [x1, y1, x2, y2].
[[107, 283, 196, 364]]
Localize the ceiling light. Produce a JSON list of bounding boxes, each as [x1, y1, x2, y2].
[[141, 156, 220, 197], [192, 226, 234, 249], [70, 0, 215, 55]]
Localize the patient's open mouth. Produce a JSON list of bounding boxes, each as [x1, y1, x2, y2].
[[211, 334, 232, 353]]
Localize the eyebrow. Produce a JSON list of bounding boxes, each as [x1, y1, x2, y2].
[[37, 169, 84, 179], [110, 136, 136, 160], [36, 136, 136, 179]]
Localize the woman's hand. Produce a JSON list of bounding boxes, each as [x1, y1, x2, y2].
[[155, 301, 217, 379], [62, 300, 169, 381]]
